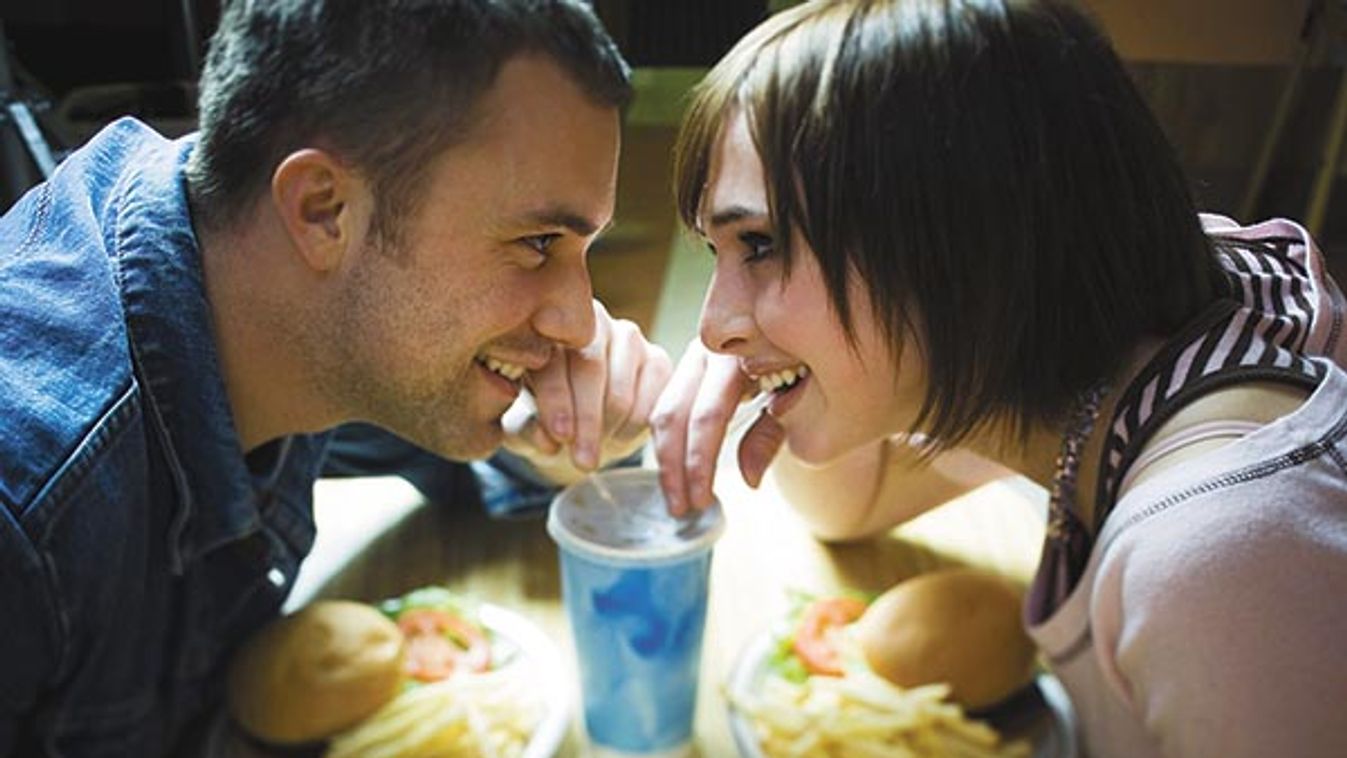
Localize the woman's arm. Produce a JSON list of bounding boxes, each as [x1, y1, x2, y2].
[[770, 437, 1015, 541], [1096, 479, 1347, 758], [651, 342, 1015, 531]]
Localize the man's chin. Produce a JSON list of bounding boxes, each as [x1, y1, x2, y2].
[[369, 396, 509, 462], [418, 421, 505, 462]]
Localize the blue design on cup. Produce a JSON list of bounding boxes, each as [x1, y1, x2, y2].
[[548, 468, 725, 757], [562, 553, 711, 752]]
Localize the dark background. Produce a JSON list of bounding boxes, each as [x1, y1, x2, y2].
[[1, 0, 1343, 283], [0, 0, 771, 208]]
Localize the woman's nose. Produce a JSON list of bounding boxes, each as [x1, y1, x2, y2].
[[698, 270, 754, 354]]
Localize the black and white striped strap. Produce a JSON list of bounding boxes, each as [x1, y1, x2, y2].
[[1093, 238, 1326, 524]]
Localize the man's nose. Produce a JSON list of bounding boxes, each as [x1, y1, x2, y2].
[[533, 261, 596, 350]]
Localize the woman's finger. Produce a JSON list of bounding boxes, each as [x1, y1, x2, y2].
[[683, 352, 750, 510], [738, 412, 786, 488], [651, 339, 711, 516]]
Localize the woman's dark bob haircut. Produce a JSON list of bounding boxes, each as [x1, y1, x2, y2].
[[674, 0, 1225, 447]]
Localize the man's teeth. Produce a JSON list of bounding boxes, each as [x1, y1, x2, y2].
[[481, 356, 526, 381], [758, 365, 809, 394]]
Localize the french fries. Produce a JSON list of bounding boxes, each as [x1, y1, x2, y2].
[[325, 662, 543, 758], [731, 639, 1031, 758]]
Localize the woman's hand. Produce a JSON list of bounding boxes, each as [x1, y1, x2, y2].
[[651, 339, 787, 515]]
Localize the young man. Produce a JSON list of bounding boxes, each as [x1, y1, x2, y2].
[[0, 1, 669, 754]]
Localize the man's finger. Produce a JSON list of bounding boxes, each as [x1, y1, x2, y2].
[[527, 349, 576, 444], [566, 320, 610, 471], [501, 390, 562, 456], [616, 344, 672, 442], [602, 319, 642, 436]]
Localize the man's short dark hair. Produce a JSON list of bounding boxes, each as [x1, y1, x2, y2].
[[674, 0, 1226, 447], [186, 0, 631, 246]]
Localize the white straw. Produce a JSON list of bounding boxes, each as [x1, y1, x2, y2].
[[589, 469, 618, 507], [586, 392, 771, 508]]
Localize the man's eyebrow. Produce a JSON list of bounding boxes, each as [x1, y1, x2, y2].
[[703, 204, 769, 231], [518, 207, 610, 237]]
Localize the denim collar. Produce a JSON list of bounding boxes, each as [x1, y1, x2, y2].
[[112, 126, 267, 572]]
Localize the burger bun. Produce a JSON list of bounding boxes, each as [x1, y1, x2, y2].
[[853, 568, 1036, 710], [227, 600, 406, 745]]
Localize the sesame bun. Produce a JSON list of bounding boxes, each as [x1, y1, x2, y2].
[[227, 600, 406, 745], [853, 568, 1036, 710]]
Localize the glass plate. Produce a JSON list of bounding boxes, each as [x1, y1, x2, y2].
[[725, 629, 1078, 758], [204, 603, 570, 758]]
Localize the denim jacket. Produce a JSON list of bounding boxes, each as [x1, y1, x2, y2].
[[0, 119, 330, 756]]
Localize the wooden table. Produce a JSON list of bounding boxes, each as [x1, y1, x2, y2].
[[289, 465, 1049, 757]]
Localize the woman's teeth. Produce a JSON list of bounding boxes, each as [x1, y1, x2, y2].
[[480, 356, 526, 382], [758, 365, 809, 394]]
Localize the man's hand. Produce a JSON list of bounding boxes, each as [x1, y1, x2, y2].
[[650, 340, 786, 516], [502, 301, 672, 483]]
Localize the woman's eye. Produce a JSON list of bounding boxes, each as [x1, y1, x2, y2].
[[739, 231, 775, 262]]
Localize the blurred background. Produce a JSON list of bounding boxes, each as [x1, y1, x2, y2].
[[2, 0, 1345, 353]]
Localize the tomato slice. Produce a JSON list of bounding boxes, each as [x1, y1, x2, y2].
[[396, 608, 492, 682], [792, 596, 867, 676], [403, 632, 459, 682]]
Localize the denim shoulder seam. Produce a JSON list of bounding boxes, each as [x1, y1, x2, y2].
[[17, 183, 52, 253], [1047, 408, 1347, 666], [107, 148, 138, 295]]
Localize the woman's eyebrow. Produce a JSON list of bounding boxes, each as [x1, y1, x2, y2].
[[704, 204, 769, 230]]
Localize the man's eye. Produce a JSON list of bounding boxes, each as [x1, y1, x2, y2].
[[522, 233, 560, 257], [739, 231, 774, 262]]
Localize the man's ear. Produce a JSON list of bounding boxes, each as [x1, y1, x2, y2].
[[271, 149, 367, 273]]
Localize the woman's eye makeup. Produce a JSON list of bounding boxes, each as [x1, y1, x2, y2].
[[704, 230, 775, 262], [739, 230, 774, 261]]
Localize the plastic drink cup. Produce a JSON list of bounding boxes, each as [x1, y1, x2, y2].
[[547, 468, 725, 758]]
